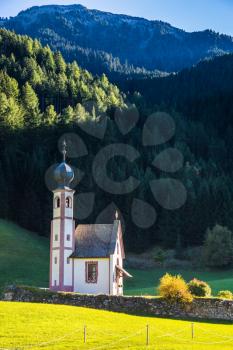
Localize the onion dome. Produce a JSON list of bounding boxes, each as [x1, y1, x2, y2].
[[54, 140, 74, 189]]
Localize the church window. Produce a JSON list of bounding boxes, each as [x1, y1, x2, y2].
[[86, 262, 98, 283], [54, 197, 60, 208], [67, 234, 70, 241], [67, 257, 70, 264], [54, 257, 57, 264], [54, 234, 58, 241], [66, 196, 72, 208], [117, 243, 119, 254]]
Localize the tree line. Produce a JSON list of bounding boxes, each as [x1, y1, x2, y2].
[[1, 29, 233, 253]]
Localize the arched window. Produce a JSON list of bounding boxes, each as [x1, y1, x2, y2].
[[54, 197, 60, 209], [66, 196, 72, 208]]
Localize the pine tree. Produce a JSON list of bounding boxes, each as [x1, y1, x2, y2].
[[0, 93, 24, 129], [203, 225, 233, 267], [101, 74, 109, 89], [73, 103, 87, 123], [54, 51, 66, 74], [40, 45, 55, 72], [0, 71, 19, 99], [70, 61, 80, 80], [60, 106, 74, 124], [22, 82, 41, 127], [43, 105, 58, 126]]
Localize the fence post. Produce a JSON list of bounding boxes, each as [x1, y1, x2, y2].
[[84, 325, 87, 343], [146, 324, 149, 346], [191, 323, 194, 339]]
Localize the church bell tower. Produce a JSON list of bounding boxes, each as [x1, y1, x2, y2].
[[50, 141, 75, 292]]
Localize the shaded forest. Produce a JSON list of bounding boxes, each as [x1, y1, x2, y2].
[[1, 29, 233, 252]]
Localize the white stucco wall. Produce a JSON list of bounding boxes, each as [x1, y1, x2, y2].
[[53, 190, 73, 218], [109, 255, 114, 295], [52, 219, 60, 248], [51, 189, 75, 290], [63, 250, 73, 286], [51, 250, 60, 286], [64, 219, 73, 248], [51, 190, 126, 294], [53, 193, 61, 218], [73, 258, 109, 294], [64, 195, 73, 218], [110, 233, 123, 295], [63, 217, 74, 286]]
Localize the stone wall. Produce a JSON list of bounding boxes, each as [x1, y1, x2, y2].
[[2, 286, 233, 321]]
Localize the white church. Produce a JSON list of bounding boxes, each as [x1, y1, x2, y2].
[[49, 141, 132, 295]]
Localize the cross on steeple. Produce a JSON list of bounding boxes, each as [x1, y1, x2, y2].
[[62, 140, 67, 162]]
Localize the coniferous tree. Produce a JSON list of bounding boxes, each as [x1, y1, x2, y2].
[[61, 106, 74, 124], [203, 225, 233, 268], [0, 93, 24, 129], [43, 105, 57, 126], [1, 28, 233, 253], [54, 51, 66, 73], [22, 82, 41, 127]]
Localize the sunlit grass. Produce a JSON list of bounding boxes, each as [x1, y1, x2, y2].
[[0, 302, 232, 350]]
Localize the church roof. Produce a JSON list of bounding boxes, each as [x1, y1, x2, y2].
[[70, 220, 120, 258]]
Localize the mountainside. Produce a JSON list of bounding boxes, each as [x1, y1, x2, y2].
[[0, 29, 124, 240], [1, 29, 233, 254], [2, 4, 233, 77], [127, 53, 233, 134], [0, 28, 124, 130]]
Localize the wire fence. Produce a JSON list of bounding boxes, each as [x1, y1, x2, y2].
[[1, 321, 233, 350]]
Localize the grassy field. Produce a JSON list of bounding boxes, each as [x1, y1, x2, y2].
[[0, 301, 232, 350], [125, 268, 233, 296], [0, 219, 233, 296], [0, 219, 49, 287]]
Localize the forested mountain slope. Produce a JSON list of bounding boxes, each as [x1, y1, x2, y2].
[[1, 29, 233, 253], [127, 53, 233, 134], [0, 29, 125, 241], [2, 4, 233, 78], [0, 29, 124, 130]]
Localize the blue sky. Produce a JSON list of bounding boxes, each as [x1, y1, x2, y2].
[[1, 0, 233, 35]]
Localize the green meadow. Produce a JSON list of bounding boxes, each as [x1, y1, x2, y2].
[[0, 219, 233, 296], [0, 220, 233, 349], [0, 219, 49, 287], [0, 302, 233, 350], [125, 268, 233, 296]]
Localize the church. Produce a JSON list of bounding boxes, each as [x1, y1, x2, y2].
[[49, 141, 132, 295]]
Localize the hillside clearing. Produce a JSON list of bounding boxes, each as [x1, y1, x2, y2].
[[0, 302, 233, 350], [0, 220, 233, 296], [0, 219, 49, 287]]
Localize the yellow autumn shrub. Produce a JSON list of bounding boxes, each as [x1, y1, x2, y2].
[[158, 273, 193, 303]]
